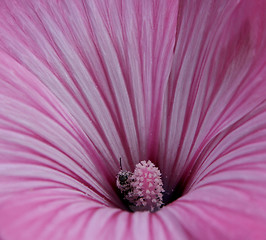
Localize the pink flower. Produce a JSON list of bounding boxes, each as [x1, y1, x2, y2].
[[0, 0, 266, 239]]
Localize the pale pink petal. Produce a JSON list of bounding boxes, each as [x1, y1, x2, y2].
[[161, 101, 266, 239], [0, 0, 178, 169], [1, 0, 266, 239], [0, 51, 130, 240], [159, 0, 266, 192], [0, 0, 179, 239]]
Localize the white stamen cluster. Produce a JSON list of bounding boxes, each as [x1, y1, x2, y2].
[[116, 160, 164, 212]]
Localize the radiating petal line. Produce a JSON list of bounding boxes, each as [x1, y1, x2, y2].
[[0, 1, 180, 239], [157, 102, 266, 239], [1, 0, 266, 239], [0, 51, 124, 206], [0, 0, 178, 170], [160, 0, 266, 191]]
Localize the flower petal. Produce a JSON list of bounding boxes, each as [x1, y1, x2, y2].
[[0, 51, 120, 202], [0, 0, 178, 169], [169, 101, 266, 239], [160, 0, 266, 191], [0, 0, 179, 239]]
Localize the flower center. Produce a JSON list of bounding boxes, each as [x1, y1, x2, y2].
[[116, 160, 164, 212]]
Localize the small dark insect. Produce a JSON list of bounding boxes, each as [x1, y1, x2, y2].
[[116, 158, 133, 192], [118, 172, 130, 185]]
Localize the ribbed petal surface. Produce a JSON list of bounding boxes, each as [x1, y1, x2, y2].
[[0, 0, 178, 239], [0, 0, 266, 240], [0, 0, 178, 170], [159, 0, 266, 193], [162, 101, 266, 239]]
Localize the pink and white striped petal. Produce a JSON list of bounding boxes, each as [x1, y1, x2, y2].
[[159, 0, 266, 192], [0, 0, 266, 239]]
